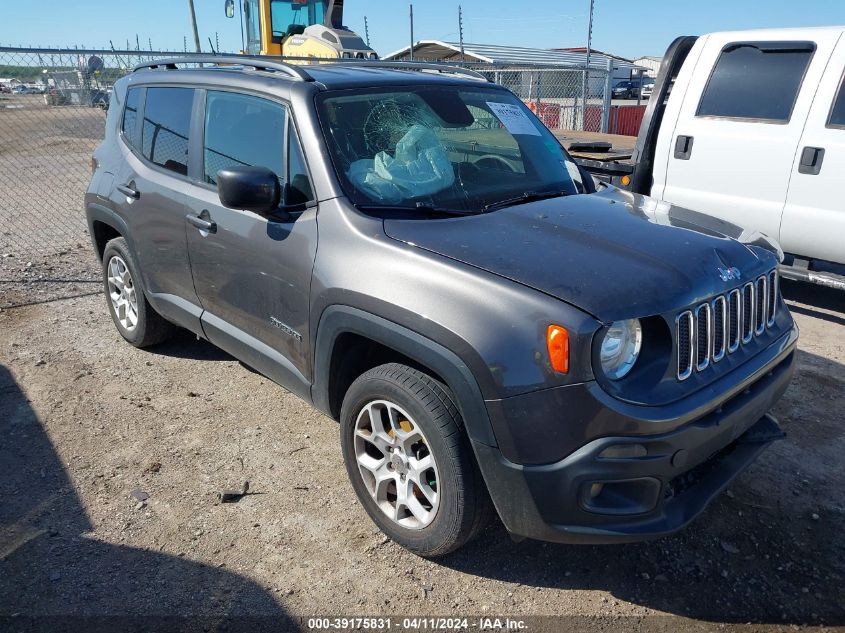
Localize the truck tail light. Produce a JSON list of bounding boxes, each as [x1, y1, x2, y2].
[[546, 325, 569, 374]]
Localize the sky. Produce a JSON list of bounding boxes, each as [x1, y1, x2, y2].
[[2, 0, 845, 60]]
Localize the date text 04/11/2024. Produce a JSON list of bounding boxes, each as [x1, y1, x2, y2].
[[305, 617, 528, 630]]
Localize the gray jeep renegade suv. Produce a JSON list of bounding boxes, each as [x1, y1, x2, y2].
[[86, 56, 798, 556]]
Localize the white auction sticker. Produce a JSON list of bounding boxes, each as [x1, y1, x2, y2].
[[486, 102, 542, 136]]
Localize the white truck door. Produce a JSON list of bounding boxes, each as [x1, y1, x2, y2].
[[661, 32, 840, 240], [779, 32, 845, 265]]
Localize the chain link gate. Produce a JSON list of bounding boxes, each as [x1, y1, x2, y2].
[[0, 47, 611, 307]]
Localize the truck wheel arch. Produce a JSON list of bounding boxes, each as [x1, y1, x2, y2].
[[311, 305, 498, 448]]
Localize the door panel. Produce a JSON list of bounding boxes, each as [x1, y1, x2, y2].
[[111, 87, 203, 332], [779, 33, 845, 263], [186, 185, 318, 389], [662, 32, 841, 240], [185, 90, 318, 391]]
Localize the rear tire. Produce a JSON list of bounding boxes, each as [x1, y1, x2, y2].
[[340, 363, 493, 557], [101, 237, 175, 348]]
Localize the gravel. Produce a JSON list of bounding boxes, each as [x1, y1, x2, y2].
[[0, 272, 843, 629]]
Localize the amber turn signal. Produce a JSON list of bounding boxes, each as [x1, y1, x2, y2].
[[621, 174, 631, 187], [546, 325, 570, 374]]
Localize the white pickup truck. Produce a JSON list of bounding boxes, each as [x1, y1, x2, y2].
[[579, 27, 845, 290]]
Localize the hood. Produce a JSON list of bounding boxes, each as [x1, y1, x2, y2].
[[382, 187, 778, 322]]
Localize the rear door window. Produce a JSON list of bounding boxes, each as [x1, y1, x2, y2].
[[696, 42, 815, 122], [141, 87, 194, 175], [203, 90, 287, 186], [828, 72, 845, 128]]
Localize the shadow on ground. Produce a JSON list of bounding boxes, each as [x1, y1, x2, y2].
[[0, 365, 297, 633], [150, 329, 235, 362], [440, 347, 845, 626], [781, 279, 845, 323]]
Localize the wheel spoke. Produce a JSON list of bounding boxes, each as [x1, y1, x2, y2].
[[409, 453, 433, 477], [405, 488, 432, 525], [357, 451, 385, 475], [416, 480, 437, 506], [108, 275, 124, 291], [126, 302, 138, 326], [366, 405, 395, 452]]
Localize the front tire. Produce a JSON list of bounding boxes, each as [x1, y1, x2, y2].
[[101, 237, 175, 348], [340, 363, 493, 557]]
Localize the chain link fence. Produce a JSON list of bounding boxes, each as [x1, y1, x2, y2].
[[0, 47, 613, 306], [452, 62, 613, 134]]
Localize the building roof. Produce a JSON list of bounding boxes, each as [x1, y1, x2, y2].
[[384, 40, 644, 71], [554, 47, 634, 63]]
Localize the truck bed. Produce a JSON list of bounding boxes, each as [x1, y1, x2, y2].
[[553, 130, 635, 162]]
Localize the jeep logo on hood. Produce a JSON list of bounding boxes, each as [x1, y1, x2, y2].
[[718, 266, 742, 282]]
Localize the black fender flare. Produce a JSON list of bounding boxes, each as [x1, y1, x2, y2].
[[86, 202, 135, 257], [311, 305, 498, 448]]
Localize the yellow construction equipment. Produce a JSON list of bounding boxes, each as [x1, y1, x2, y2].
[[225, 0, 377, 59]]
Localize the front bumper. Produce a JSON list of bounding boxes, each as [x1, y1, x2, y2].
[[473, 327, 797, 544]]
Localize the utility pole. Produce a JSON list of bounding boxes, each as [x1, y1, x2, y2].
[[580, 0, 595, 130], [238, 0, 245, 52], [364, 16, 370, 48], [187, 0, 202, 53], [409, 4, 415, 61], [458, 5, 465, 62]]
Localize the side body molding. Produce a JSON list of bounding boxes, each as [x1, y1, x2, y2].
[[311, 305, 498, 448]]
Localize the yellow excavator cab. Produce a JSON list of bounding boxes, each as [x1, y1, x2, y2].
[[226, 0, 377, 60]]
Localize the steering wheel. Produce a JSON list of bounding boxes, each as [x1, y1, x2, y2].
[[473, 155, 516, 172]]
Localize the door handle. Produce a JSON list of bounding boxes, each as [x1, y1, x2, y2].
[[798, 146, 825, 175], [674, 135, 694, 160], [116, 183, 140, 199], [186, 213, 217, 233]]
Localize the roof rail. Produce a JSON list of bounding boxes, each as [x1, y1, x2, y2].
[[335, 61, 491, 82], [133, 56, 314, 82]]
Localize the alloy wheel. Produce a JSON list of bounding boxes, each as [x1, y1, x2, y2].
[[353, 400, 440, 529], [107, 255, 139, 332]]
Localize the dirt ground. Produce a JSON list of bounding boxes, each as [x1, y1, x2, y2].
[[1, 259, 844, 632]]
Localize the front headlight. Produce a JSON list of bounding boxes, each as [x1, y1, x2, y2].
[[600, 319, 642, 380]]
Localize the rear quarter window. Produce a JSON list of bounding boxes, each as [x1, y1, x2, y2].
[[121, 87, 141, 149], [696, 41, 815, 122]]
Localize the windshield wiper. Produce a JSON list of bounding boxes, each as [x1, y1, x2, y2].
[[355, 202, 479, 216], [482, 190, 570, 213]]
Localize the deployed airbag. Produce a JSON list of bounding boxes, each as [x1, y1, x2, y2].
[[348, 125, 455, 202]]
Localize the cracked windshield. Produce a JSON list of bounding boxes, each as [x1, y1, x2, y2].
[[318, 87, 590, 212]]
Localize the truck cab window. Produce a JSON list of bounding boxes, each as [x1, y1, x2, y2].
[[696, 42, 815, 122], [271, 0, 326, 36], [829, 73, 845, 128]]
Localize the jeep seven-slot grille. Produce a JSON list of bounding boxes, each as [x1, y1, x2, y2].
[[675, 270, 779, 381]]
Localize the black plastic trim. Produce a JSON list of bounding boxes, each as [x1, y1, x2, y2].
[[311, 305, 497, 447]]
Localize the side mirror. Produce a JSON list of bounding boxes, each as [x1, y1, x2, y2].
[[217, 166, 281, 214], [224, 0, 235, 18]]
